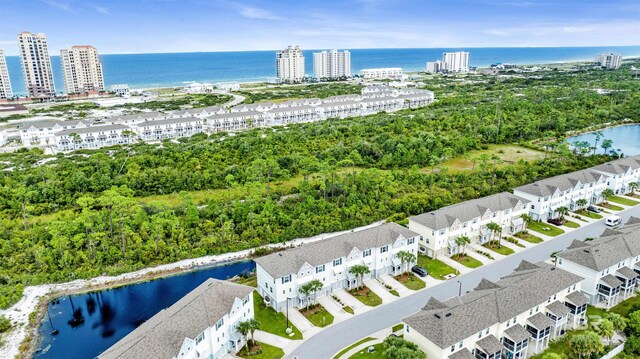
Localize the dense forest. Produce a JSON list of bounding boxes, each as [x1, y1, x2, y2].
[[0, 62, 638, 308]]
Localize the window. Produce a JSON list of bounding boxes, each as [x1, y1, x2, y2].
[[439, 229, 446, 235], [451, 346, 455, 353], [380, 246, 388, 253], [363, 249, 372, 257], [333, 258, 342, 266], [459, 341, 463, 348], [408, 238, 415, 245], [316, 265, 325, 273], [195, 332, 205, 344], [215, 318, 224, 330], [281, 275, 292, 284], [243, 296, 249, 305]]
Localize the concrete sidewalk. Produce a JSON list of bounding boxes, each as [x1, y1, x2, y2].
[[364, 278, 398, 303], [333, 327, 393, 359], [254, 330, 293, 351], [288, 308, 315, 333], [318, 295, 352, 322], [469, 247, 499, 263], [438, 255, 473, 274], [334, 289, 369, 315], [379, 275, 413, 296]]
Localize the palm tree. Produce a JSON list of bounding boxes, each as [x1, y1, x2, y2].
[[520, 214, 532, 234], [486, 222, 502, 248], [348, 264, 371, 290], [454, 236, 471, 257], [602, 189, 614, 204], [236, 320, 252, 352], [247, 319, 261, 346], [555, 206, 569, 220], [607, 313, 626, 336], [594, 319, 614, 345], [576, 198, 588, 210], [307, 279, 323, 307], [630, 182, 639, 196], [395, 250, 416, 274], [299, 281, 316, 311]]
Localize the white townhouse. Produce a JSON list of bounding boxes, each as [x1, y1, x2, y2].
[[105, 111, 167, 126], [20, 119, 89, 147], [513, 169, 608, 221], [317, 100, 363, 119], [265, 105, 320, 125], [171, 106, 228, 119], [278, 98, 322, 108], [403, 261, 588, 359], [360, 96, 404, 114], [53, 124, 133, 151], [361, 85, 399, 98], [408, 192, 530, 258], [254, 223, 420, 312], [207, 111, 265, 133], [360, 68, 403, 79], [591, 155, 640, 195], [0, 126, 8, 146], [99, 279, 254, 359], [135, 117, 205, 141], [399, 91, 435, 108], [557, 218, 640, 309], [322, 94, 361, 103], [231, 102, 276, 113]]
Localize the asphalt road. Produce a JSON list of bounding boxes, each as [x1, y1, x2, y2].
[[287, 206, 640, 359]]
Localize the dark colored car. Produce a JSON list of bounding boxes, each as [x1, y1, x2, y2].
[[587, 205, 601, 213], [412, 265, 428, 277], [547, 218, 564, 226]]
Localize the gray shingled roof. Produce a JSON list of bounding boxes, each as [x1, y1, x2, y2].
[[99, 279, 254, 359], [527, 312, 553, 330], [115, 111, 164, 120], [449, 349, 474, 359], [267, 105, 317, 114], [592, 155, 640, 175], [565, 291, 589, 306], [514, 169, 606, 197], [409, 192, 529, 230], [601, 274, 623, 288], [403, 261, 583, 348], [504, 324, 530, 343], [254, 223, 419, 279], [546, 301, 570, 317], [55, 124, 129, 136], [476, 335, 503, 354], [616, 266, 638, 280], [208, 111, 262, 120], [135, 117, 201, 127], [557, 224, 640, 271]]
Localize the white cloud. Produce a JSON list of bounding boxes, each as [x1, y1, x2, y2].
[[90, 5, 110, 15], [39, 0, 71, 12], [236, 5, 283, 21]]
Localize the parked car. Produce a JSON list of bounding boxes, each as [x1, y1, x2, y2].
[[587, 205, 601, 213], [412, 265, 428, 277], [547, 218, 564, 226], [605, 215, 622, 227]]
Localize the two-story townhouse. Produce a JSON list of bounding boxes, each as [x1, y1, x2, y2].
[[206, 111, 264, 133], [21, 119, 90, 147], [171, 106, 228, 119], [317, 100, 363, 119], [403, 261, 588, 359], [514, 169, 608, 221], [322, 94, 361, 103], [105, 111, 167, 126], [135, 117, 205, 141], [398, 91, 435, 108], [408, 192, 530, 258], [231, 102, 276, 113], [360, 96, 404, 114], [99, 279, 254, 359], [264, 105, 320, 125], [254, 223, 420, 312], [592, 155, 640, 195], [54, 124, 132, 151], [278, 98, 322, 108], [556, 218, 640, 308]]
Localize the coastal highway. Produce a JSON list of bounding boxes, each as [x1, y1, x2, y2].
[[286, 205, 640, 359]]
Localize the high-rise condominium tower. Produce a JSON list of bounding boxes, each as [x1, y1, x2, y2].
[[0, 49, 13, 99], [276, 46, 305, 83], [442, 51, 470, 73], [313, 49, 351, 79], [17, 32, 55, 99], [60, 45, 105, 94]]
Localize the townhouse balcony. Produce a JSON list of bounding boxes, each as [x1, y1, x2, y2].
[[545, 301, 570, 339], [615, 267, 638, 299], [597, 275, 623, 309], [526, 313, 553, 354], [503, 324, 529, 359], [564, 291, 588, 329], [474, 335, 502, 359]]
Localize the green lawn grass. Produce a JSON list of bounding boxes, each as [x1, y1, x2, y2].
[[609, 195, 640, 206], [514, 231, 544, 243], [234, 274, 257, 287], [300, 304, 334, 327], [333, 337, 376, 359], [238, 342, 285, 359], [349, 287, 383, 307], [563, 220, 580, 228], [253, 292, 303, 340], [610, 293, 640, 317], [600, 202, 624, 211], [529, 329, 588, 359], [575, 209, 603, 219], [527, 221, 565, 236], [417, 255, 459, 280], [394, 273, 426, 290], [453, 254, 483, 268], [483, 242, 515, 256], [343, 306, 354, 314], [389, 289, 400, 297], [392, 323, 404, 333], [348, 343, 385, 359]]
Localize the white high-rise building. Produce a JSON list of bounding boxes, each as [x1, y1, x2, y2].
[[595, 53, 622, 70], [313, 49, 351, 79], [442, 51, 470, 72], [17, 32, 55, 99], [276, 45, 305, 83], [60, 45, 105, 94], [0, 49, 13, 100], [425, 60, 444, 73]]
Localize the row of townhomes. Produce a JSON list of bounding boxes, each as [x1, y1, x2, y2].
[[403, 261, 589, 359], [0, 86, 435, 151], [99, 279, 254, 359], [254, 223, 420, 312], [408, 192, 530, 258], [557, 217, 640, 309], [407, 155, 640, 258]]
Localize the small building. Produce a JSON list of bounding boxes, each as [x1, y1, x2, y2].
[[216, 83, 241, 92], [360, 68, 403, 79], [99, 279, 255, 359], [182, 82, 215, 94], [317, 100, 362, 119], [359, 96, 404, 114], [110, 84, 130, 97]]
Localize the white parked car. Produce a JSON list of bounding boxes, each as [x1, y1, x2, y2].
[[605, 215, 622, 227]]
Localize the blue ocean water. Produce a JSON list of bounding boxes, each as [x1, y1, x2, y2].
[[5, 46, 640, 95]]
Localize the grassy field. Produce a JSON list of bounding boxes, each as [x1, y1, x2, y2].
[[483, 242, 515, 256], [417, 255, 458, 280], [609, 195, 640, 206], [348, 343, 385, 359], [233, 274, 258, 287], [442, 144, 546, 171], [529, 329, 589, 359], [610, 293, 640, 317], [300, 304, 334, 327], [513, 231, 544, 243], [394, 273, 426, 290], [333, 337, 376, 359], [453, 254, 483, 268], [349, 287, 383, 307], [238, 342, 285, 359], [563, 220, 580, 228], [527, 221, 565, 237], [253, 292, 303, 340], [575, 209, 603, 219]]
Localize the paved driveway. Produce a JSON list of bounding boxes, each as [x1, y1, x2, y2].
[[286, 206, 640, 359]]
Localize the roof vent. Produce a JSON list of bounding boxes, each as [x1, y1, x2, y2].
[[583, 250, 590, 253], [434, 313, 441, 319], [278, 253, 283, 257], [445, 313, 452, 317]]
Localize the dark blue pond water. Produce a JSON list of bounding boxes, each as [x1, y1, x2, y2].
[[35, 261, 255, 359], [567, 125, 640, 156]]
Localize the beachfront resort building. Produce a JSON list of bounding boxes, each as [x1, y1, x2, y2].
[[595, 53, 622, 70], [17, 32, 56, 99], [110, 84, 130, 97], [591, 155, 640, 195], [60, 45, 105, 94], [408, 192, 530, 258], [426, 60, 444, 74], [20, 119, 90, 147], [99, 279, 255, 359], [313, 49, 351, 80], [135, 117, 205, 141], [53, 124, 134, 151], [0, 49, 13, 100], [556, 218, 640, 309], [254, 223, 420, 312], [403, 260, 588, 359], [360, 68, 403, 79], [442, 52, 470, 73], [513, 169, 609, 221], [276, 46, 305, 83]]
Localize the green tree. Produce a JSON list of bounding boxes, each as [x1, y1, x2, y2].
[[349, 264, 371, 290], [594, 318, 614, 345], [486, 222, 502, 248], [520, 214, 533, 233], [236, 320, 252, 352], [247, 319, 261, 346], [570, 331, 603, 359], [396, 250, 417, 274], [382, 336, 425, 359], [576, 198, 588, 210], [630, 182, 639, 196], [540, 354, 564, 359], [602, 189, 614, 204], [299, 279, 323, 310], [454, 236, 471, 257], [627, 311, 640, 337]]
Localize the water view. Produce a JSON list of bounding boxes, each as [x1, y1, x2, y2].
[[567, 124, 640, 156], [35, 261, 255, 359]]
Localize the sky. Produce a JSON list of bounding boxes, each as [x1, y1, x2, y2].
[[0, 0, 639, 55]]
